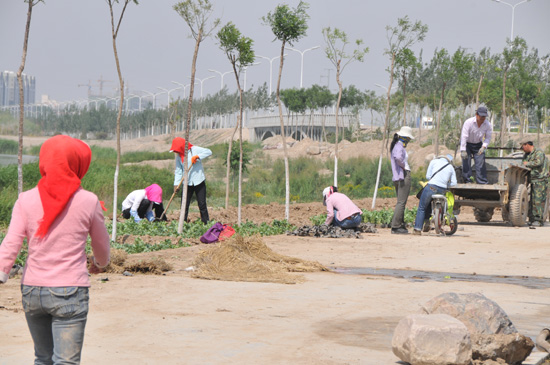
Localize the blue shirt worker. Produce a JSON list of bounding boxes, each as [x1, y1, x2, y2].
[[413, 154, 457, 235], [460, 106, 492, 184], [170, 137, 212, 224]]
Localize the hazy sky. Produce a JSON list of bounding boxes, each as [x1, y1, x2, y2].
[[1, 0, 549, 106]]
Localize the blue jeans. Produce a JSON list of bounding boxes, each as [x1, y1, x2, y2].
[[462, 142, 488, 184], [21, 285, 89, 365], [414, 184, 446, 231], [333, 209, 362, 229]]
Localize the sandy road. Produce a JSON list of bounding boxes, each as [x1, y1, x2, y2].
[[2, 221, 550, 364]]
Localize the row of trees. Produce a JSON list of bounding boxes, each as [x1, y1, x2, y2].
[[11, 0, 550, 230]]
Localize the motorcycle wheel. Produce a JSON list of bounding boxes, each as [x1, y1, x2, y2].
[[433, 202, 442, 235], [443, 215, 458, 236]]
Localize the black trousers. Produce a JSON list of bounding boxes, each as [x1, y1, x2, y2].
[[183, 181, 209, 224], [122, 199, 167, 221]]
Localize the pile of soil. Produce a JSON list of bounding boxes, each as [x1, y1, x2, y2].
[[191, 234, 329, 284]]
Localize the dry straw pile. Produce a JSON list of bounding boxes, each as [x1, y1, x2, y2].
[[191, 235, 329, 284]]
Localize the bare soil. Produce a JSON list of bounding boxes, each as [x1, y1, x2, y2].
[[2, 131, 550, 364]]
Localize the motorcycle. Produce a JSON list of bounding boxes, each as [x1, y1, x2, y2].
[[430, 191, 458, 235]]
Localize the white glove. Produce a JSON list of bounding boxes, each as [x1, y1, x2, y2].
[[460, 151, 467, 159], [478, 146, 486, 155]]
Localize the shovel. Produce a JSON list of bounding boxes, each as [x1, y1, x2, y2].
[[160, 178, 184, 220]]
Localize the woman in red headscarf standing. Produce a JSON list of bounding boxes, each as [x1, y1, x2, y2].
[[0, 135, 110, 364], [170, 137, 212, 224]]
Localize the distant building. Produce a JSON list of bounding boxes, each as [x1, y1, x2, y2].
[[0, 71, 36, 107]]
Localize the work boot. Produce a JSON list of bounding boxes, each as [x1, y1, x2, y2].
[[413, 229, 421, 236], [391, 227, 409, 235], [422, 219, 431, 232]]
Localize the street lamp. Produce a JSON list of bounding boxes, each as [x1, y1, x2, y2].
[[491, 0, 531, 40], [208, 69, 232, 91], [187, 76, 214, 98], [286, 46, 320, 88], [157, 86, 182, 107], [257, 54, 287, 95], [171, 80, 198, 98], [242, 62, 261, 92], [140, 90, 165, 110], [375, 83, 397, 93]]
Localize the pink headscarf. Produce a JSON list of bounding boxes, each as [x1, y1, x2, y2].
[[145, 184, 163, 203]]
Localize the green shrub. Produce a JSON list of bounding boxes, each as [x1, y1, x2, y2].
[[0, 139, 18, 154]]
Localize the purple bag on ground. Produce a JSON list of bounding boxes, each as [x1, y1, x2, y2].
[[200, 222, 224, 243]]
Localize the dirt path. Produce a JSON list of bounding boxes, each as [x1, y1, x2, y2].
[[2, 220, 550, 364]]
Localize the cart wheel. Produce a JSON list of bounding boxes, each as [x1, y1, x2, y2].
[[443, 215, 458, 236], [474, 207, 494, 222], [433, 202, 442, 235], [509, 183, 529, 227]]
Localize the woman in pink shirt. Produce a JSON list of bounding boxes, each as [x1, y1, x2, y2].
[[323, 186, 362, 229], [0, 135, 110, 364]]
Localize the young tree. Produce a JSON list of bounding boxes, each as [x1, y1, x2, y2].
[[216, 22, 255, 224], [430, 48, 453, 156], [322, 27, 368, 186], [474, 47, 495, 110], [107, 0, 138, 241], [262, 1, 309, 220], [174, 0, 220, 233], [372, 16, 427, 209], [394, 48, 420, 128], [16, 0, 43, 194], [499, 38, 524, 146]]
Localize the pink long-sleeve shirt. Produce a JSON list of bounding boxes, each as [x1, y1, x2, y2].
[[0, 187, 110, 286], [324, 192, 362, 225]]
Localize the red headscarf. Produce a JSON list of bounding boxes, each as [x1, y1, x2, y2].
[[36, 135, 92, 237], [170, 137, 193, 162]]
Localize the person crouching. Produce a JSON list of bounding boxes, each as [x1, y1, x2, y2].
[[323, 186, 362, 229], [121, 184, 166, 223]]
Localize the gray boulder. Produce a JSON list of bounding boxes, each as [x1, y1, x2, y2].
[[392, 313, 472, 365], [419, 292, 517, 335], [419, 292, 533, 364]]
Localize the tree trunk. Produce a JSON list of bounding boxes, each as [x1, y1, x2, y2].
[[230, 62, 244, 225], [334, 61, 342, 187], [499, 67, 509, 148], [224, 118, 239, 210], [434, 82, 446, 156], [372, 52, 395, 209], [275, 41, 290, 220], [516, 89, 523, 141], [402, 74, 407, 127], [178, 29, 202, 233], [16, 1, 35, 194], [108, 0, 130, 241], [475, 73, 484, 110]]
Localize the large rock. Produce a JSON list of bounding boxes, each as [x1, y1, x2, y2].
[[472, 333, 534, 365], [419, 293, 533, 364], [392, 314, 472, 365], [419, 292, 517, 335]]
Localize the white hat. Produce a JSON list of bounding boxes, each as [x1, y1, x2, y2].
[[396, 126, 415, 139], [322, 186, 332, 198]]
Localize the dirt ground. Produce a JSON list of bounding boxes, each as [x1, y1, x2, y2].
[[2, 132, 550, 364], [2, 202, 550, 364]]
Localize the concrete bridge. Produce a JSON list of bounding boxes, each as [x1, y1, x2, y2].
[[247, 113, 356, 142]]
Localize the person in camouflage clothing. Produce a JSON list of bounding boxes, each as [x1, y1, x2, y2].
[[521, 141, 549, 227]]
